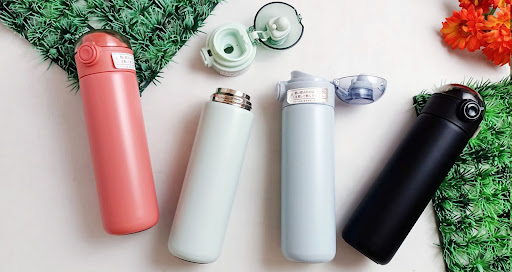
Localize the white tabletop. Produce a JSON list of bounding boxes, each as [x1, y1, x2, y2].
[[0, 0, 507, 271]]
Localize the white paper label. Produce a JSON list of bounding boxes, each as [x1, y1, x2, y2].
[[287, 88, 328, 104], [111, 53, 135, 70]]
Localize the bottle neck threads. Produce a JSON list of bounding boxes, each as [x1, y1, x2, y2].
[[211, 88, 252, 111]]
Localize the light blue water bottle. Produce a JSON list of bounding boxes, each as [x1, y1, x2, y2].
[[276, 71, 387, 263]]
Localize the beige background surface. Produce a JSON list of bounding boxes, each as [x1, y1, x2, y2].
[[0, 0, 508, 271]]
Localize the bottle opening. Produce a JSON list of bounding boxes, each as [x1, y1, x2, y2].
[[211, 88, 252, 111]]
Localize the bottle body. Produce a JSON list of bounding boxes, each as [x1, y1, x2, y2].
[[277, 71, 337, 263], [75, 30, 159, 235], [342, 114, 468, 263], [342, 86, 485, 264], [80, 71, 159, 235], [281, 104, 336, 262], [168, 100, 253, 263]]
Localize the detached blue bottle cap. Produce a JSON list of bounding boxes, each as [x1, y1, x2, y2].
[[333, 75, 387, 105]]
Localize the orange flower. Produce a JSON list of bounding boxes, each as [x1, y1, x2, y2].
[[441, 7, 486, 52], [492, 0, 511, 8], [482, 7, 511, 65], [459, 0, 493, 12], [485, 7, 511, 30]]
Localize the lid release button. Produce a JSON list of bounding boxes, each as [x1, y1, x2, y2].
[[77, 43, 99, 65]]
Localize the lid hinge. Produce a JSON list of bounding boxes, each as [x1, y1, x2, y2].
[[248, 27, 270, 44]]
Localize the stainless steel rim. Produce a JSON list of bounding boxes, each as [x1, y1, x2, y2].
[[211, 88, 252, 111], [216, 88, 251, 100]]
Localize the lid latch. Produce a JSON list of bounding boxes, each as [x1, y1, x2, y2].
[[200, 47, 213, 67]]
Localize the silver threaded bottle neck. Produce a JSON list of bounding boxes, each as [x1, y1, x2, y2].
[[211, 88, 252, 111]]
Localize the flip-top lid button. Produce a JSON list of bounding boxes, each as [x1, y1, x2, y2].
[[77, 43, 98, 65]]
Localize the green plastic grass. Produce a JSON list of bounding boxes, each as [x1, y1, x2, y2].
[[0, 0, 221, 93], [414, 77, 511, 272]]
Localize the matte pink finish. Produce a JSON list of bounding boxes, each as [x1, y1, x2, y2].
[[75, 32, 159, 235]]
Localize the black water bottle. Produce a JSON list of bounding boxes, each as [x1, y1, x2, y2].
[[342, 84, 485, 264]]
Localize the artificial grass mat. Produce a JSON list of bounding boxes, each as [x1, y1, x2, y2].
[[0, 0, 221, 93], [414, 77, 511, 272]]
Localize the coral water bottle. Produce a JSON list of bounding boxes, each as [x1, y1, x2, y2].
[[74, 30, 159, 235], [168, 88, 253, 263], [342, 84, 485, 264]]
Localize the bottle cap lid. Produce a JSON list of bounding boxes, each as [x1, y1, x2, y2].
[[332, 75, 387, 104], [74, 30, 135, 78], [75, 29, 131, 52], [435, 84, 485, 122], [253, 2, 304, 50], [421, 84, 485, 137], [436, 84, 484, 105]]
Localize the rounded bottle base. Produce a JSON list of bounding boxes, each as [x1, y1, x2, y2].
[[282, 248, 335, 263], [103, 213, 159, 235], [168, 244, 219, 264], [341, 230, 392, 265]]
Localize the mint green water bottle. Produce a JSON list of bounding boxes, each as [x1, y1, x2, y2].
[[168, 89, 253, 263]]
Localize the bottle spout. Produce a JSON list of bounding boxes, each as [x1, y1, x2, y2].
[[277, 71, 315, 102], [276, 81, 287, 102]]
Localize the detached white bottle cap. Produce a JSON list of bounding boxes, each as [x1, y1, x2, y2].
[[201, 2, 304, 77]]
